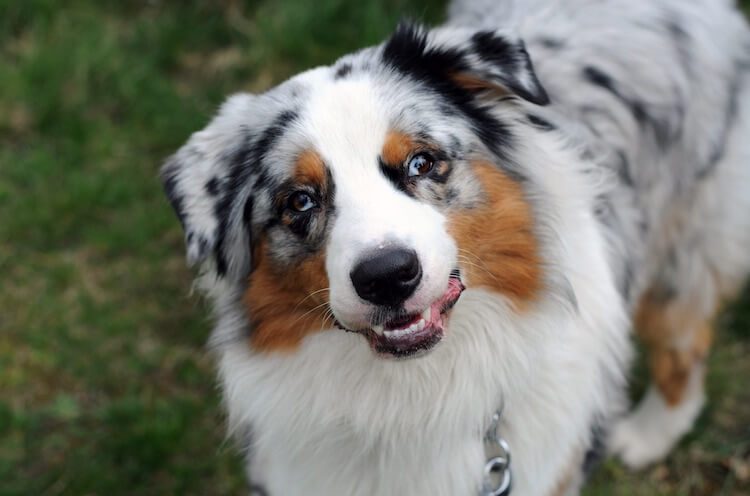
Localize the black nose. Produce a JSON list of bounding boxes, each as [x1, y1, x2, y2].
[[350, 247, 422, 306]]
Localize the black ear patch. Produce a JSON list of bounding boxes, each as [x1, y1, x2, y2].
[[383, 23, 468, 85], [470, 31, 549, 105], [382, 23, 549, 106]]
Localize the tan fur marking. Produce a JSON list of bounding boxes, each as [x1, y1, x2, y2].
[[294, 149, 326, 186], [244, 248, 330, 352], [435, 161, 450, 176], [635, 290, 715, 406], [448, 161, 542, 306], [381, 131, 416, 166], [278, 149, 327, 228], [451, 73, 513, 99]]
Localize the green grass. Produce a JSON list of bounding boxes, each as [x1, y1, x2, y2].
[[0, 1, 748, 495]]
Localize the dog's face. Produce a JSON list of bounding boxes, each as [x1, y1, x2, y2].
[[162, 25, 548, 358]]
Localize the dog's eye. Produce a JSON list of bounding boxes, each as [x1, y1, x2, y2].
[[288, 191, 317, 212], [406, 153, 435, 177]]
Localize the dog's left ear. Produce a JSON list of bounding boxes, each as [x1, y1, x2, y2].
[[382, 23, 549, 106]]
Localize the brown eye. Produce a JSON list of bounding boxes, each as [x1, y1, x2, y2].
[[288, 191, 317, 212], [406, 153, 435, 177]]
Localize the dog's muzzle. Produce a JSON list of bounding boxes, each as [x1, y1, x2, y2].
[[339, 266, 465, 359]]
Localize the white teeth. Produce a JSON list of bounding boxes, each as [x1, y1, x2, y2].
[[372, 309, 436, 339], [382, 318, 427, 340]]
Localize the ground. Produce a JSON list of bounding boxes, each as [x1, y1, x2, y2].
[[1, 1, 748, 495]]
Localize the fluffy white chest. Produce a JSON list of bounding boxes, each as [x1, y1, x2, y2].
[[218, 280, 626, 496]]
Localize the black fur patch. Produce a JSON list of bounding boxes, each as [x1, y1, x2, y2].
[[615, 149, 634, 188], [205, 176, 221, 196], [526, 113, 556, 131], [324, 167, 337, 216], [471, 31, 518, 72], [378, 157, 414, 196], [471, 31, 550, 105], [195, 235, 210, 261], [445, 187, 458, 204], [582, 422, 607, 479], [334, 63, 352, 79], [664, 17, 694, 78], [582, 65, 678, 148], [620, 258, 634, 302], [287, 211, 315, 237], [213, 110, 298, 277], [249, 483, 269, 495], [537, 37, 564, 50], [381, 24, 516, 163], [583, 66, 642, 118], [242, 195, 258, 271]]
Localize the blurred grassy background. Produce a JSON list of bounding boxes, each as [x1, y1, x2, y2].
[[1, 1, 748, 495]]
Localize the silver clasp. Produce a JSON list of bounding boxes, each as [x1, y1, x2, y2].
[[480, 410, 512, 496]]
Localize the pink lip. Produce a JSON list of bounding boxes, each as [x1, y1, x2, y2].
[[364, 276, 465, 358]]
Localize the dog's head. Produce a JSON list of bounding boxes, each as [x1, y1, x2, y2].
[[162, 24, 548, 358]]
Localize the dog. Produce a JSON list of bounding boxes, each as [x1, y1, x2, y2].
[[161, 0, 750, 494]]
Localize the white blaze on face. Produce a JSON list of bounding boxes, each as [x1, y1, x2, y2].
[[299, 77, 457, 329]]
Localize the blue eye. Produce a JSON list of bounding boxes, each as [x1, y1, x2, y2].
[[407, 153, 435, 177], [289, 191, 317, 212]]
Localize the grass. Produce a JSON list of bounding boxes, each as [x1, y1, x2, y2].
[[0, 1, 748, 494]]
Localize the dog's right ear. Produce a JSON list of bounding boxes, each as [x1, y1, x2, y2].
[[160, 93, 256, 275], [382, 23, 549, 106]]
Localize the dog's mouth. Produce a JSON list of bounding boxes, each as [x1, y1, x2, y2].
[[339, 272, 465, 358]]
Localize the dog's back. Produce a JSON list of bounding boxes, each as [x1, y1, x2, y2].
[[452, 0, 750, 469]]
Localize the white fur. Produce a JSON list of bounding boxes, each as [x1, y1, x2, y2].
[[609, 366, 706, 469]]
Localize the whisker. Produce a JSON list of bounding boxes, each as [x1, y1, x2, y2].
[[290, 301, 331, 328], [321, 312, 335, 329], [456, 249, 498, 281], [457, 247, 484, 263], [457, 258, 498, 281], [321, 306, 338, 329], [293, 287, 331, 312]]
